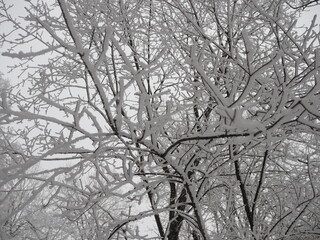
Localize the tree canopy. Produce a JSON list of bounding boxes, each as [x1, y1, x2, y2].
[[0, 0, 320, 239]]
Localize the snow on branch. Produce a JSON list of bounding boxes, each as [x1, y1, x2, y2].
[[2, 46, 60, 59]]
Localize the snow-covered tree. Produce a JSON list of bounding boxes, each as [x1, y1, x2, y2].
[[1, 0, 320, 239]]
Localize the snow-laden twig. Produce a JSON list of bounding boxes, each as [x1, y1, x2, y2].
[[2, 46, 60, 59]]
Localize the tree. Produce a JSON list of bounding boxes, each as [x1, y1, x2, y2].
[[0, 0, 320, 239]]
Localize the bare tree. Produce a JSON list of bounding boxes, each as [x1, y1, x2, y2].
[[0, 0, 320, 239]]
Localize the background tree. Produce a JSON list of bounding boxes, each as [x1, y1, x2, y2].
[[1, 73, 74, 240], [0, 0, 320, 239]]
